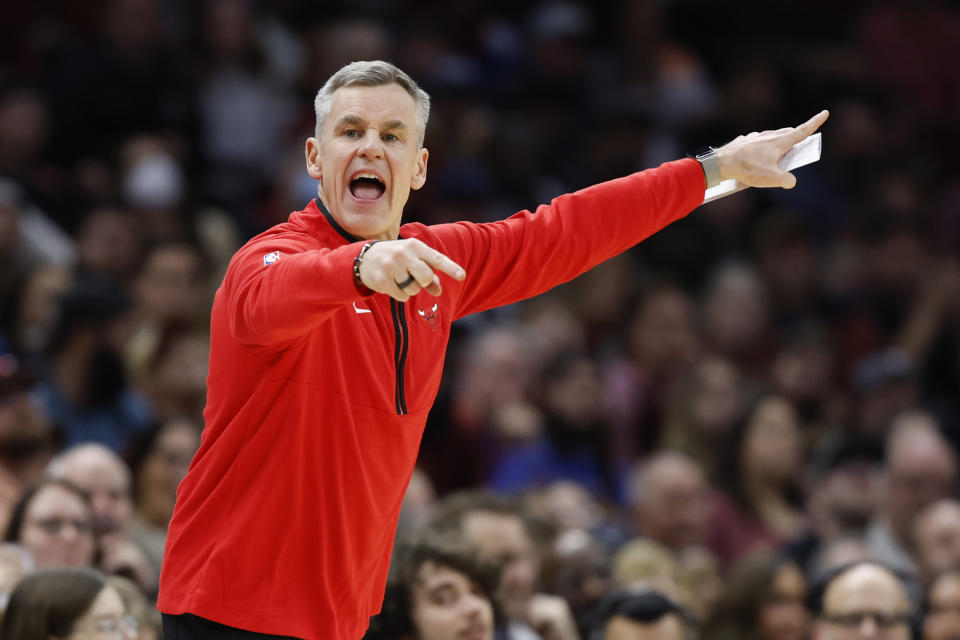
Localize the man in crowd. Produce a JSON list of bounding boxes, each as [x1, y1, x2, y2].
[[588, 589, 693, 640], [46, 443, 155, 593], [427, 491, 580, 640], [157, 59, 828, 638], [364, 534, 500, 640], [867, 411, 957, 575], [626, 452, 709, 554], [811, 562, 914, 640]]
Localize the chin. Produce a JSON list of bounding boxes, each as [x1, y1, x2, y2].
[[341, 208, 395, 239]]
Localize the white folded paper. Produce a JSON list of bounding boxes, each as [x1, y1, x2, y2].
[[703, 133, 822, 204]]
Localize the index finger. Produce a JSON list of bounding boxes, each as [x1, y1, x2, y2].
[[786, 109, 829, 146], [417, 244, 466, 280]]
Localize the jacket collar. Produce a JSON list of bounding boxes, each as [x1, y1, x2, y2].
[[314, 198, 360, 243]]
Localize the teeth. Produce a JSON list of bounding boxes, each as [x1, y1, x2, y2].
[[353, 173, 381, 181]]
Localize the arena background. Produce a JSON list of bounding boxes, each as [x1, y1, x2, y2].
[[0, 0, 959, 638]]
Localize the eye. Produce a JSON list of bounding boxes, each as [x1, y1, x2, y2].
[[343, 129, 360, 138], [430, 586, 457, 606], [382, 133, 399, 142]]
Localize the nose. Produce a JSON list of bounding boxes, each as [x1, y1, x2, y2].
[[59, 524, 80, 541], [358, 129, 384, 160], [462, 592, 485, 616], [858, 616, 879, 638]]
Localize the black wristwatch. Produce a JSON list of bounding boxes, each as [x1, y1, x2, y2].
[[689, 147, 723, 190]]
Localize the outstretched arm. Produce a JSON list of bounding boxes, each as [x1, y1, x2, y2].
[[359, 110, 831, 308]]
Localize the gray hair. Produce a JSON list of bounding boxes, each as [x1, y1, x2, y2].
[[314, 60, 431, 147]]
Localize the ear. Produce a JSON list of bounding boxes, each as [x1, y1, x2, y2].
[[410, 147, 429, 191], [305, 137, 323, 180]]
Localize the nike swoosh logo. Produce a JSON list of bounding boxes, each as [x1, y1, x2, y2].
[[353, 302, 372, 315]]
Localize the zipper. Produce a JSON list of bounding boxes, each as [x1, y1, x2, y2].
[[390, 300, 409, 415]]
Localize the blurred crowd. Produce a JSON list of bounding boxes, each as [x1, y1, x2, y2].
[[0, 0, 959, 638]]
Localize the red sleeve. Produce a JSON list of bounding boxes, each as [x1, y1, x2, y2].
[[418, 158, 704, 320], [220, 234, 368, 349]]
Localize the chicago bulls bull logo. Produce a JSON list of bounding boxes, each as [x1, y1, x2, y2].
[[417, 302, 440, 331]]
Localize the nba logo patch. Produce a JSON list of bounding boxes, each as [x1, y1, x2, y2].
[[263, 251, 280, 266]]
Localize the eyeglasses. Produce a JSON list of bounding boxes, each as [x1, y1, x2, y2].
[[28, 517, 94, 536], [821, 611, 911, 629]]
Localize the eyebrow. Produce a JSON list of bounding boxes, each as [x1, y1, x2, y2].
[[334, 115, 408, 131], [335, 114, 366, 128]]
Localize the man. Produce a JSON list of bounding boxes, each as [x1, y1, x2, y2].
[[811, 561, 914, 640], [158, 59, 828, 639], [427, 491, 579, 640], [46, 443, 155, 593], [587, 589, 693, 640], [867, 411, 958, 576], [626, 452, 708, 553], [364, 534, 500, 640]]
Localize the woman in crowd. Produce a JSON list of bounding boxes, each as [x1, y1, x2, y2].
[[2, 567, 135, 639], [3, 478, 96, 570], [704, 552, 810, 640], [125, 417, 200, 576], [707, 394, 808, 566], [924, 569, 960, 640]]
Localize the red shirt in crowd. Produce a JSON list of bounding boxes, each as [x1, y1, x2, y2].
[[158, 159, 705, 639]]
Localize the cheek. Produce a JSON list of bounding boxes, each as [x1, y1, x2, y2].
[[20, 526, 48, 553], [412, 603, 458, 639]]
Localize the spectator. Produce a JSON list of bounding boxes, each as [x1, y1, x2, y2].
[[707, 394, 807, 567], [809, 562, 915, 640], [704, 552, 809, 640], [46, 443, 156, 593], [490, 350, 618, 499], [913, 499, 960, 588], [3, 478, 96, 570], [587, 588, 694, 640], [542, 528, 612, 637], [0, 353, 58, 533], [125, 418, 200, 576], [923, 569, 960, 640], [794, 433, 885, 570], [364, 533, 502, 640], [427, 491, 580, 640], [700, 261, 772, 373], [1, 566, 135, 639], [6, 263, 71, 364], [110, 575, 162, 640], [129, 241, 208, 361], [135, 329, 209, 425], [611, 538, 686, 606], [74, 207, 141, 288], [33, 281, 152, 450], [626, 451, 708, 553], [611, 285, 699, 456], [662, 355, 746, 484], [867, 411, 957, 577]]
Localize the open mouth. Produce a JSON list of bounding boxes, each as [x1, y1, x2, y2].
[[349, 174, 386, 201]]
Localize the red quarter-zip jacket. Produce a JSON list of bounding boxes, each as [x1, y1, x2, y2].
[[158, 158, 705, 639]]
